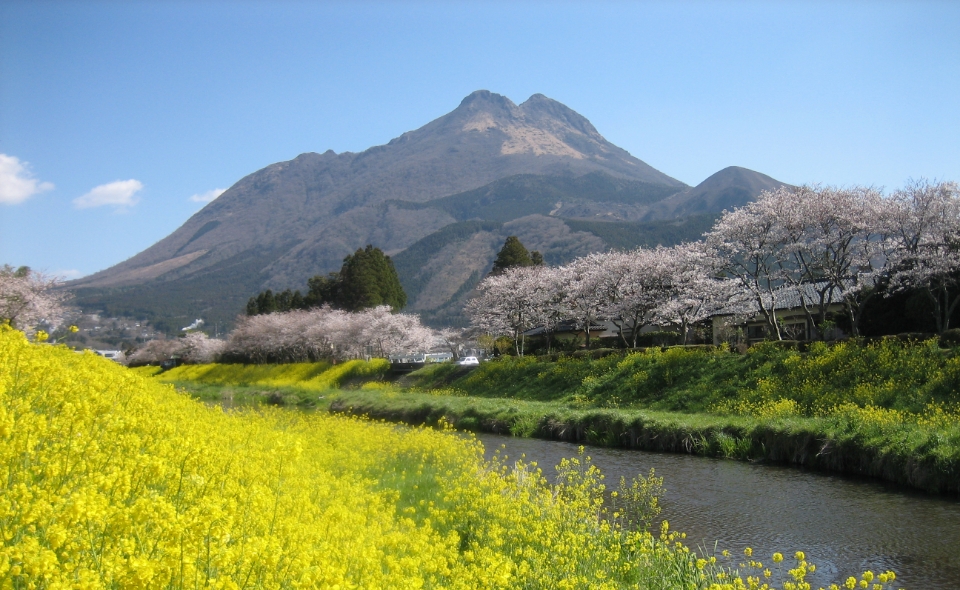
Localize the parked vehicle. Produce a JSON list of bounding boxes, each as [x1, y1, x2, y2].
[[457, 356, 480, 366]]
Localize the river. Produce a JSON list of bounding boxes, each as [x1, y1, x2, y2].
[[476, 433, 960, 590]]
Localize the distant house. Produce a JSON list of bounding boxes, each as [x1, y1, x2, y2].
[[710, 281, 850, 345], [95, 350, 126, 363], [523, 319, 689, 347], [522, 320, 617, 343]]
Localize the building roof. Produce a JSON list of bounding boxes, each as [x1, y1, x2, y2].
[[715, 279, 864, 318], [522, 320, 611, 337]]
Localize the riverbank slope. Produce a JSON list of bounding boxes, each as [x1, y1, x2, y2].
[[353, 341, 960, 494]]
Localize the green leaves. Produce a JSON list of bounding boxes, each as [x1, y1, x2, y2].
[[491, 236, 537, 275], [338, 245, 407, 311], [249, 245, 408, 314]]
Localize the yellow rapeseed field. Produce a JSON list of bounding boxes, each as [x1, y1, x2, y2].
[[0, 328, 895, 589], [155, 359, 390, 392]]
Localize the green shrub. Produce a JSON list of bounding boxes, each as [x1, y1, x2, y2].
[[940, 328, 960, 347]]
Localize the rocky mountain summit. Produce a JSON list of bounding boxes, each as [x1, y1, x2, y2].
[[70, 91, 787, 330]]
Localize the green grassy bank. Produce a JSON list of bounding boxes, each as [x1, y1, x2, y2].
[[355, 340, 960, 494], [329, 388, 960, 494], [403, 340, 960, 415], [142, 340, 960, 494]]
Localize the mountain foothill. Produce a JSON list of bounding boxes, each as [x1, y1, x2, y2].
[[68, 90, 788, 331]]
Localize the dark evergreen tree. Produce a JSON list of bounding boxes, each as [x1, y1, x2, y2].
[[338, 245, 407, 311], [304, 272, 341, 308], [245, 245, 406, 315], [290, 290, 304, 310], [491, 236, 534, 275], [531, 250, 544, 266], [256, 290, 277, 314], [275, 289, 293, 312]]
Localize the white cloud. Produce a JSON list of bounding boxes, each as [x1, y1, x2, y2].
[[0, 153, 54, 205], [189, 187, 226, 203], [73, 179, 143, 209]]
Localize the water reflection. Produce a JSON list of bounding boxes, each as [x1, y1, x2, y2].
[[476, 433, 960, 590]]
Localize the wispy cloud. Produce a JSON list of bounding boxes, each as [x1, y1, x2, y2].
[[73, 179, 143, 209], [0, 154, 54, 205], [190, 187, 226, 203]]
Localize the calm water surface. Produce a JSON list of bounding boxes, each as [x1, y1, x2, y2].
[[476, 433, 960, 590]]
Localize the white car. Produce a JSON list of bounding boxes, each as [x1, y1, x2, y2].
[[457, 356, 480, 366]]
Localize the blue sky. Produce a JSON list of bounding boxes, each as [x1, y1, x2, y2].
[[1, 0, 958, 279]]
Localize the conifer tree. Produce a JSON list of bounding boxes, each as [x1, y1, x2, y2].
[[247, 246, 406, 314], [304, 273, 341, 308], [338, 245, 407, 311], [256, 290, 277, 314], [290, 290, 304, 310], [275, 289, 294, 312], [491, 236, 534, 275]]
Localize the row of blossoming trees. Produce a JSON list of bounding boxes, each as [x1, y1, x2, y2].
[[127, 305, 443, 365], [0, 265, 449, 366], [466, 180, 960, 353], [8, 179, 959, 364]]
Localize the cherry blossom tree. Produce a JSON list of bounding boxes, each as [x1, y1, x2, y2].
[[224, 310, 312, 363], [178, 331, 227, 364], [560, 255, 610, 348], [466, 266, 549, 355], [767, 185, 892, 338], [704, 185, 897, 340], [885, 179, 960, 333], [523, 265, 569, 353], [435, 327, 478, 360], [705, 197, 792, 340], [0, 265, 70, 335], [126, 338, 183, 366], [221, 305, 438, 363], [361, 306, 436, 358], [598, 248, 674, 347], [653, 243, 737, 344]]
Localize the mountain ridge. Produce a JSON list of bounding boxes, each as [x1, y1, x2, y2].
[[68, 91, 788, 331]]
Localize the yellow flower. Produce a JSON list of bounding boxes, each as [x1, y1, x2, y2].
[[773, 553, 783, 563], [744, 547, 753, 557], [34, 329, 49, 342], [0, 329, 899, 590]]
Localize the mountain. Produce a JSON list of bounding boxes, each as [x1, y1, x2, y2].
[[391, 213, 721, 327], [386, 171, 684, 223], [68, 91, 786, 331], [641, 166, 789, 220]]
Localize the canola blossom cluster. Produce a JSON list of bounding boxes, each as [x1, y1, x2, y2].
[[1, 327, 898, 589], [152, 358, 390, 393]]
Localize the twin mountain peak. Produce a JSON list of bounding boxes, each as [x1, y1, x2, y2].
[[71, 90, 788, 329]]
